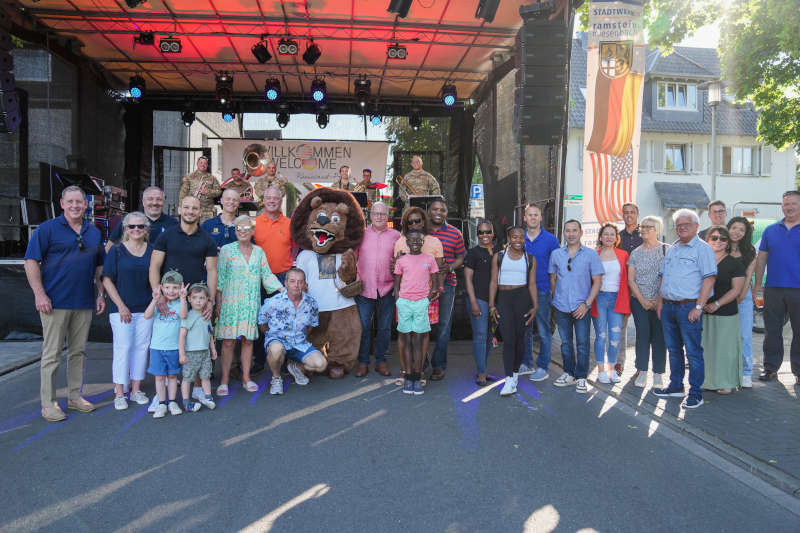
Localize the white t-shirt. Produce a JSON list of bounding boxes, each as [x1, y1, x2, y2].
[[295, 250, 355, 312], [601, 259, 621, 292]]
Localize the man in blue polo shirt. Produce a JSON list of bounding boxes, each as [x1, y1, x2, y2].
[[754, 190, 800, 383], [25, 185, 107, 422], [105, 186, 177, 251], [201, 188, 240, 249], [520, 203, 560, 381]]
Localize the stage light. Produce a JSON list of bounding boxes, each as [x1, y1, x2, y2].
[[302, 42, 322, 65], [387, 43, 407, 60], [519, 0, 555, 19], [316, 112, 329, 129], [159, 38, 182, 53], [251, 41, 272, 64], [222, 110, 235, 122], [264, 78, 281, 102], [387, 0, 413, 18], [277, 111, 290, 128], [129, 75, 145, 99], [475, 0, 501, 22], [310, 78, 327, 104], [370, 114, 382, 126], [354, 78, 371, 108], [134, 31, 154, 46], [441, 84, 457, 107], [181, 110, 195, 127], [409, 110, 421, 131], [125, 0, 144, 7], [216, 72, 233, 105], [277, 38, 299, 55]]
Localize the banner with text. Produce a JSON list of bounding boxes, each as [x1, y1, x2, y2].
[[581, 0, 645, 240], [221, 139, 390, 190]]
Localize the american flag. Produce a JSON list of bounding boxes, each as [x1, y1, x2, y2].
[[590, 147, 634, 223]]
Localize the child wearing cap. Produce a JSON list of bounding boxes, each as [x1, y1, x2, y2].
[[144, 270, 187, 418], [179, 283, 217, 412]]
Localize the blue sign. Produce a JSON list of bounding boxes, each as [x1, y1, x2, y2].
[[470, 184, 484, 200]]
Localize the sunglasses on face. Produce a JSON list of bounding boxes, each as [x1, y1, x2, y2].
[[407, 218, 422, 224], [127, 224, 146, 230], [709, 235, 728, 242], [477, 230, 493, 236], [235, 225, 253, 232]]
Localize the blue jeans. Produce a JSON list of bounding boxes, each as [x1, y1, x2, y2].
[[467, 299, 493, 374], [738, 290, 753, 377], [431, 284, 456, 370], [523, 291, 553, 370], [554, 308, 591, 379], [591, 292, 623, 366], [661, 301, 704, 399], [355, 292, 395, 365]]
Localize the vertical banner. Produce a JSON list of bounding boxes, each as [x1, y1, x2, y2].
[[581, 0, 645, 240]]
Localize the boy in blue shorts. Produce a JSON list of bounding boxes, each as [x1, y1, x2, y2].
[[394, 230, 439, 395], [179, 283, 217, 412], [144, 270, 186, 418]]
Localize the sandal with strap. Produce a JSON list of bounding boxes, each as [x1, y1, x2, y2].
[[243, 381, 259, 392], [216, 384, 229, 396]]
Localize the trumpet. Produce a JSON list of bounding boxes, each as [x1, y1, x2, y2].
[[393, 174, 419, 196]]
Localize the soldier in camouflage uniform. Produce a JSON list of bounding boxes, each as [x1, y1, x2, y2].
[[178, 156, 222, 223], [398, 155, 440, 203], [331, 165, 355, 191], [252, 160, 288, 207]]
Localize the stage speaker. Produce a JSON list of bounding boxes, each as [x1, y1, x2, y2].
[[515, 17, 570, 145], [0, 71, 20, 133]]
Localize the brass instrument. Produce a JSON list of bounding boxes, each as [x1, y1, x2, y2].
[[352, 182, 367, 193], [393, 174, 419, 196], [242, 143, 270, 177]]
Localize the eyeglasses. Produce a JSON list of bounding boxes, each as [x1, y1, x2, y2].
[[235, 225, 253, 232], [639, 225, 656, 231], [675, 223, 694, 229], [477, 230, 493, 235], [371, 212, 388, 217], [76, 234, 85, 251], [126, 224, 147, 230], [407, 218, 422, 224], [709, 235, 728, 242]]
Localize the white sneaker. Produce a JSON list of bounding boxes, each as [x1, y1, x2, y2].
[[114, 396, 128, 410], [152, 404, 167, 419], [147, 395, 160, 413], [512, 372, 519, 386], [553, 373, 576, 387], [517, 363, 534, 375], [653, 374, 664, 389], [597, 371, 610, 384], [610, 370, 621, 383], [500, 377, 518, 396], [168, 401, 183, 416], [191, 387, 204, 401], [199, 395, 216, 410], [129, 391, 149, 405], [742, 375, 753, 388], [287, 361, 309, 386], [576, 378, 588, 393], [634, 372, 647, 388], [269, 377, 284, 395]]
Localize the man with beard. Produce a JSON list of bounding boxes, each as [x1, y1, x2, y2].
[[106, 186, 177, 252]]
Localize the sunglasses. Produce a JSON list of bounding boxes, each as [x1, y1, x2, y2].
[[235, 225, 253, 231], [709, 235, 728, 242], [76, 234, 85, 251], [127, 224, 147, 230], [477, 230, 493, 235], [407, 218, 423, 224], [567, 256, 573, 271]]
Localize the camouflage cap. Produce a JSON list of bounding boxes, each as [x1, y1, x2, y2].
[[160, 270, 183, 285]]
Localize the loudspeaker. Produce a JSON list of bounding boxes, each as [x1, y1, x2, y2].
[[0, 71, 19, 132], [515, 18, 570, 145], [387, 0, 413, 18], [475, 0, 501, 22]]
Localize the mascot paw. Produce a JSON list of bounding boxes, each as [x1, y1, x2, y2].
[[338, 249, 357, 283]]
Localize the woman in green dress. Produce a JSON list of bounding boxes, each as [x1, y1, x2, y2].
[[215, 214, 282, 395]]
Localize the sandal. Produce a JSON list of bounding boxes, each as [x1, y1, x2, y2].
[[395, 372, 406, 386], [476, 374, 488, 386], [216, 384, 229, 396], [243, 381, 259, 392]]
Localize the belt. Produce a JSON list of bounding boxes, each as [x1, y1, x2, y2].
[[663, 298, 693, 305]]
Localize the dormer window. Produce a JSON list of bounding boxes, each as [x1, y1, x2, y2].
[[657, 82, 697, 111]]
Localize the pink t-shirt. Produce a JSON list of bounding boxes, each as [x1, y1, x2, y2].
[[394, 252, 439, 301]]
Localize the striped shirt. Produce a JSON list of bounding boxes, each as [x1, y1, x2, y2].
[[430, 223, 466, 287]]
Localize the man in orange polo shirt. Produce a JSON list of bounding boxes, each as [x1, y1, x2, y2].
[[252, 185, 294, 374]]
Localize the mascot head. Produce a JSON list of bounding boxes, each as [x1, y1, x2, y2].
[[290, 188, 365, 254]]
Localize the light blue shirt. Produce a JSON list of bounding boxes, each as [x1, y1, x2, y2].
[[150, 299, 181, 350], [180, 310, 212, 351], [659, 235, 717, 300], [257, 291, 319, 352], [548, 245, 605, 313]]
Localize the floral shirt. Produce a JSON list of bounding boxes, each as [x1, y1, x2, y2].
[[257, 291, 319, 352]]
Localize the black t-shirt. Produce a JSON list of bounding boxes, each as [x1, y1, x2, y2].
[[707, 255, 745, 316], [464, 245, 496, 302], [153, 225, 218, 285]]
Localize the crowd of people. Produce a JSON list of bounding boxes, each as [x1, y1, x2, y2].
[[22, 155, 800, 421]]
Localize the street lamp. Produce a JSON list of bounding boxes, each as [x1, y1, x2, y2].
[[708, 80, 722, 202]]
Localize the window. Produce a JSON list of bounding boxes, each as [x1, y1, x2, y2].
[[722, 146, 755, 175], [665, 144, 686, 171], [657, 82, 697, 110]]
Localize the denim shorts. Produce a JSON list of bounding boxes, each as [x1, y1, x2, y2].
[[148, 348, 181, 376], [265, 338, 320, 363], [396, 297, 431, 334]]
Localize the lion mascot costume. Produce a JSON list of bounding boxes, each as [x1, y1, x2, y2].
[[290, 188, 365, 378]]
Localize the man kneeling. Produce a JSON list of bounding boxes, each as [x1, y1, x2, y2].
[[257, 268, 327, 394]]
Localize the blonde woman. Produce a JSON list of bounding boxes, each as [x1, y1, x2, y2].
[[215, 215, 282, 394], [102, 212, 155, 410]]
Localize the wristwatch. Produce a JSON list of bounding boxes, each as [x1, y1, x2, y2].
[[694, 304, 702, 311]]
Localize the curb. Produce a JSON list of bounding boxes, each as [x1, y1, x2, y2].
[[0, 355, 41, 377]]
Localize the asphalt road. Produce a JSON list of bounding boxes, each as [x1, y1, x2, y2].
[[1, 344, 798, 533]]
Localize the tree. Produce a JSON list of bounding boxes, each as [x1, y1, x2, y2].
[[384, 116, 449, 154]]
